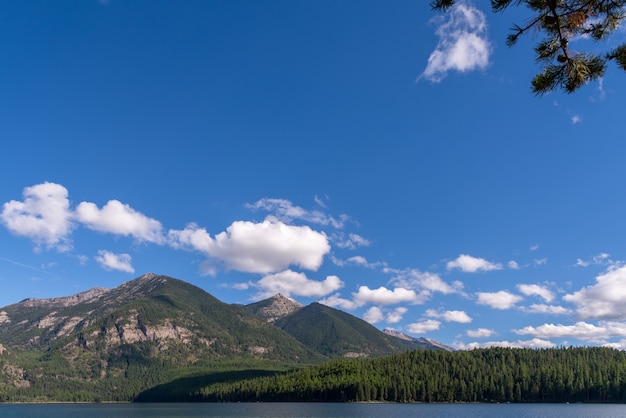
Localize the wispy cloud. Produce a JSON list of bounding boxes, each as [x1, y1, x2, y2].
[[420, 0, 491, 82], [246, 198, 348, 229]]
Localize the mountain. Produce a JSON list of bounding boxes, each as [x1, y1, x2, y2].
[[243, 293, 303, 323], [0, 273, 322, 401], [383, 328, 454, 352], [271, 302, 444, 358], [0, 273, 451, 402]]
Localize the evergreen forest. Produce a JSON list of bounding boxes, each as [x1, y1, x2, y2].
[[152, 347, 626, 403]]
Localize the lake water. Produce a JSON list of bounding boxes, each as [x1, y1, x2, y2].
[[1, 403, 626, 418]]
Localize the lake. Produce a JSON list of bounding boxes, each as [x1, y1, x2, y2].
[[1, 403, 626, 417]]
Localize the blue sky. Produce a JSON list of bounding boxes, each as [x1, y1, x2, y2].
[[2, 0, 626, 350]]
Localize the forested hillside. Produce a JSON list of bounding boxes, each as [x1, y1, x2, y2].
[[184, 347, 626, 403]]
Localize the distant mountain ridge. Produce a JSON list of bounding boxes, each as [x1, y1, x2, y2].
[[382, 328, 454, 352]]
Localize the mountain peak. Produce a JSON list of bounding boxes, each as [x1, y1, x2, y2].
[[244, 294, 303, 323]]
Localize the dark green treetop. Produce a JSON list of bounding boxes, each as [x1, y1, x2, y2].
[[431, 0, 626, 95]]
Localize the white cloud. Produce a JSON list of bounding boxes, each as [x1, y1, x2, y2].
[[386, 307, 408, 324], [407, 319, 441, 334], [456, 338, 556, 350], [466, 328, 495, 338], [514, 321, 626, 344], [363, 307, 384, 324], [564, 265, 626, 320], [534, 258, 548, 266], [247, 198, 347, 228], [391, 269, 463, 294], [333, 233, 370, 249], [426, 308, 472, 323], [530, 244, 540, 251], [508, 260, 520, 269], [76, 200, 165, 244], [352, 285, 430, 306], [576, 259, 590, 267], [318, 293, 359, 310], [572, 115, 583, 124], [95, 250, 134, 273], [447, 254, 502, 273], [254, 270, 343, 299], [169, 219, 330, 274], [421, 1, 491, 82], [362, 306, 408, 325], [1, 182, 74, 251], [575, 253, 613, 268], [476, 291, 523, 309], [522, 304, 572, 315], [517, 284, 554, 302]]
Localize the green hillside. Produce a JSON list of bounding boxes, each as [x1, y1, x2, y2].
[[275, 302, 418, 358]]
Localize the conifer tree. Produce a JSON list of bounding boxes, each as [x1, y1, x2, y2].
[[431, 0, 626, 94]]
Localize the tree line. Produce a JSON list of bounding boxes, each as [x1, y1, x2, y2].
[[190, 347, 626, 403]]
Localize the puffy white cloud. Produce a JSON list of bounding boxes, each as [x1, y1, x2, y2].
[[247, 198, 348, 228], [76, 200, 165, 244], [447, 254, 502, 273], [169, 219, 330, 274], [352, 285, 430, 306], [456, 338, 556, 350], [318, 293, 360, 310], [426, 309, 472, 323], [391, 269, 462, 294], [466, 328, 495, 338], [421, 1, 491, 82], [407, 319, 441, 334], [386, 307, 408, 324], [1, 182, 74, 251], [476, 291, 523, 309], [95, 250, 134, 273], [254, 270, 343, 298], [564, 265, 626, 320], [517, 284, 554, 302], [522, 304, 572, 315], [363, 307, 384, 324], [514, 321, 626, 344], [363, 306, 408, 324]]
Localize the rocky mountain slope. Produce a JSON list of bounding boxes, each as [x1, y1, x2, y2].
[[0, 273, 450, 402], [243, 293, 303, 323]]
